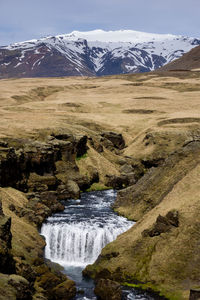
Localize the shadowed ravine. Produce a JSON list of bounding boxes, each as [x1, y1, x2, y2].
[[41, 190, 156, 300]]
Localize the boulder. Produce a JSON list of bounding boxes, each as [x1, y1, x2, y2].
[[0, 274, 31, 300], [52, 279, 76, 300], [66, 180, 80, 199], [94, 279, 122, 300], [8, 274, 32, 300]]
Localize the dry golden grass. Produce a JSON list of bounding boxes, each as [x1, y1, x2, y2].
[[0, 71, 200, 184], [0, 188, 45, 263], [0, 72, 199, 142], [1, 71, 200, 299], [89, 163, 200, 299]]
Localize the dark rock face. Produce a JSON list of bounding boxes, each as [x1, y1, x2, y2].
[[142, 210, 179, 237], [0, 133, 88, 197], [0, 198, 3, 215], [94, 278, 122, 300], [190, 289, 200, 300], [105, 174, 129, 190], [0, 133, 91, 299], [101, 132, 125, 150], [0, 199, 15, 274], [75, 135, 88, 158]]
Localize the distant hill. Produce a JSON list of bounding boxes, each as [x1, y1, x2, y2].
[[159, 45, 200, 71], [0, 29, 200, 78]]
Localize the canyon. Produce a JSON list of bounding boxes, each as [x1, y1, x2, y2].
[[0, 69, 200, 299]]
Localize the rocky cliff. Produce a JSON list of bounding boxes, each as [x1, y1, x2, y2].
[[0, 128, 136, 299]]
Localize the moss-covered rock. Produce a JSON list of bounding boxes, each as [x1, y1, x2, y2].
[[52, 279, 76, 300], [0, 274, 32, 300], [94, 279, 122, 300]]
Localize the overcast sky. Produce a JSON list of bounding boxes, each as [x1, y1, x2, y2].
[[0, 0, 199, 45]]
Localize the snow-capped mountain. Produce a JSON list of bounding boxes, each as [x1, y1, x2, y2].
[[0, 29, 199, 78]]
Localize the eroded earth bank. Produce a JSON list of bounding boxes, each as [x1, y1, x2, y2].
[[0, 71, 200, 299]]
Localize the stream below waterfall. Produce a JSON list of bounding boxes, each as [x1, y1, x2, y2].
[[41, 190, 156, 300]]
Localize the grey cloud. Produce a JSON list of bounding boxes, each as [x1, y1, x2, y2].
[[0, 0, 199, 45]]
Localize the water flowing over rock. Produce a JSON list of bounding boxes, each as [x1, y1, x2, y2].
[[41, 190, 134, 267]]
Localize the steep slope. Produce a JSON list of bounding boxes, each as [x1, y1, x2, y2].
[[84, 149, 200, 299], [159, 45, 200, 71], [0, 30, 199, 78]]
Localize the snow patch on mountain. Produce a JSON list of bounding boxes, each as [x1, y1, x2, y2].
[[63, 29, 177, 43], [1, 29, 200, 78]]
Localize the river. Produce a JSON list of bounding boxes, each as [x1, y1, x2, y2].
[[41, 189, 155, 300]]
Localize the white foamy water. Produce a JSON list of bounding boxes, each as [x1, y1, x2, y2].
[[41, 190, 134, 266]]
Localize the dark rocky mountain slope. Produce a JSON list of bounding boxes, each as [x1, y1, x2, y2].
[[0, 29, 199, 78], [159, 45, 200, 71]]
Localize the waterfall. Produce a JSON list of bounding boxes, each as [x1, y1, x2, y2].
[[41, 190, 134, 267], [42, 219, 132, 266]]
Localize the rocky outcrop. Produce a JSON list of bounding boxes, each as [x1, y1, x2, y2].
[[142, 210, 179, 237], [0, 196, 15, 275], [0, 133, 90, 300], [101, 132, 125, 150], [105, 174, 129, 190], [0, 133, 88, 196]]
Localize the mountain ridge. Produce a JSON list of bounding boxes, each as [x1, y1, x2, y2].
[[0, 29, 200, 78]]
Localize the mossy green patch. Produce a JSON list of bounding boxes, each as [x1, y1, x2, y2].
[[122, 282, 184, 300], [86, 183, 112, 192], [75, 153, 88, 161]]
